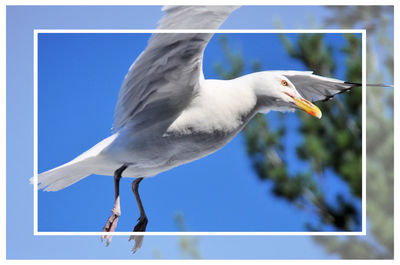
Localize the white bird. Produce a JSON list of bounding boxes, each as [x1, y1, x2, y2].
[[37, 6, 363, 253]]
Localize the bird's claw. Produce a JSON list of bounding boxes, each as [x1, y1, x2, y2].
[[101, 208, 120, 246], [129, 215, 148, 254]]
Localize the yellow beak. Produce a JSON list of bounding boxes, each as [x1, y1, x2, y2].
[[284, 92, 322, 119]]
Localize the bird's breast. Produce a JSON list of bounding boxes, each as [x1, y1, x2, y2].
[[103, 80, 258, 177], [165, 84, 256, 136]]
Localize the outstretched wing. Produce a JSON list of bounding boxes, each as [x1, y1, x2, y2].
[[283, 71, 359, 102], [112, 6, 239, 132]]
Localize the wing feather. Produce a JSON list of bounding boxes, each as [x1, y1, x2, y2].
[[283, 71, 358, 102], [112, 6, 239, 132]]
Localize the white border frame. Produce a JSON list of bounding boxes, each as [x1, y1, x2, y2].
[[33, 29, 367, 237]]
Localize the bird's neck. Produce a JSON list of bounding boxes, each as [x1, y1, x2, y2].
[[198, 78, 259, 130], [235, 72, 281, 114], [166, 78, 258, 135], [203, 77, 258, 114]]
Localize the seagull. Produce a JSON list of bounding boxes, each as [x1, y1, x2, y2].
[[37, 6, 365, 253]]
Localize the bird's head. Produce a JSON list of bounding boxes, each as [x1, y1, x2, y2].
[[251, 71, 323, 119]]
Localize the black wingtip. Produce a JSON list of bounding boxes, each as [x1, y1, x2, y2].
[[344, 81, 361, 86], [344, 81, 393, 87], [321, 87, 352, 102]]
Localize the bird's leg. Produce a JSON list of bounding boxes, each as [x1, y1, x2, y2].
[[128, 177, 148, 254], [101, 164, 128, 246]]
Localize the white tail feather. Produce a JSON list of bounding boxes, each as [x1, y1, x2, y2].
[[37, 159, 94, 191], [34, 134, 119, 191]]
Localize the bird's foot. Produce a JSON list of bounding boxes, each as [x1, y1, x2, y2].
[[101, 208, 121, 246], [128, 215, 148, 254]]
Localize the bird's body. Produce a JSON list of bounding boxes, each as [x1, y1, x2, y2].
[[106, 76, 258, 175], [40, 75, 260, 187], [36, 6, 365, 253]]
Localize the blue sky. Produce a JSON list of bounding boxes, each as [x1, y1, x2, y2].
[[7, 5, 368, 259], [37, 32, 356, 233]]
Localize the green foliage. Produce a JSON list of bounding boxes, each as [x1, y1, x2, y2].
[[214, 35, 244, 80], [317, 6, 394, 259], [216, 9, 393, 258], [280, 33, 336, 76], [214, 6, 393, 259], [216, 33, 362, 232], [293, 33, 363, 198]]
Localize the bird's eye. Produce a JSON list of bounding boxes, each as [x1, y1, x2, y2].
[[281, 80, 288, 86]]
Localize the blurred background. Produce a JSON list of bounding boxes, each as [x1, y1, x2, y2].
[[212, 6, 394, 259], [7, 5, 394, 259]]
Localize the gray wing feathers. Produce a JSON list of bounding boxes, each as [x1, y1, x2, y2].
[[284, 72, 356, 102], [113, 33, 206, 131], [159, 6, 239, 29], [112, 6, 238, 132]]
